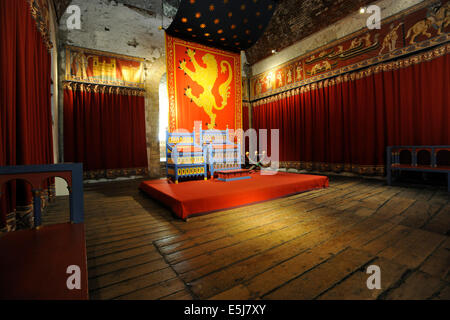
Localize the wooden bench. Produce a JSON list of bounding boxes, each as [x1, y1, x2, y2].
[[0, 222, 88, 300], [0, 164, 88, 299], [387, 146, 450, 192]]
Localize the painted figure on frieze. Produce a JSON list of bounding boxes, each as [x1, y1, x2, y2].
[[255, 78, 263, 96], [71, 51, 89, 80], [407, 2, 450, 44], [361, 33, 374, 47], [349, 37, 362, 50], [407, 19, 433, 44], [306, 50, 330, 64], [379, 23, 403, 54], [276, 70, 284, 88], [286, 68, 294, 84], [308, 60, 336, 76], [295, 63, 303, 81], [433, 1, 450, 34]]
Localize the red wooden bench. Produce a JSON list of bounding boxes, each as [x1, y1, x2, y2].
[[0, 223, 88, 300], [0, 164, 88, 300]]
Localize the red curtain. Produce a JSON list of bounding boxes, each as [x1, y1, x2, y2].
[[242, 103, 250, 132], [0, 0, 54, 230], [252, 50, 450, 175], [63, 84, 148, 178]]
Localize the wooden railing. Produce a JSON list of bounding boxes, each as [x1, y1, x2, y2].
[[0, 163, 84, 228], [386, 146, 450, 192]]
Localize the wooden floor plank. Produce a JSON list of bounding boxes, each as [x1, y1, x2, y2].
[[384, 271, 447, 300], [422, 205, 450, 235], [88, 244, 160, 267], [378, 229, 446, 268], [318, 257, 408, 300], [88, 252, 166, 279], [87, 231, 172, 257], [160, 289, 194, 300], [116, 278, 187, 300], [359, 225, 413, 255], [89, 267, 178, 300], [419, 237, 450, 279], [263, 248, 374, 300], [89, 258, 170, 291], [398, 201, 442, 229]]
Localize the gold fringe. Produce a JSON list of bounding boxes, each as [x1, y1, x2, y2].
[[279, 161, 385, 176], [84, 167, 149, 180], [63, 82, 146, 96]]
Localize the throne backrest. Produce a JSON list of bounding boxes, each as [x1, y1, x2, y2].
[[201, 129, 229, 145]]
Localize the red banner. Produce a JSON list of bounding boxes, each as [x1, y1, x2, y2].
[[166, 34, 242, 132]]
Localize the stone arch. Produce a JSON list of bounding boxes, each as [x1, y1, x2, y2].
[[144, 56, 166, 178]]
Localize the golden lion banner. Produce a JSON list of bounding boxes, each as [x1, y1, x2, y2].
[[166, 34, 242, 132], [65, 46, 145, 89]]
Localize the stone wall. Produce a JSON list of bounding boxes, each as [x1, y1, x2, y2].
[[57, 0, 172, 178]]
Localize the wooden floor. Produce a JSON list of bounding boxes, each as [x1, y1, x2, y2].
[[43, 175, 450, 300]]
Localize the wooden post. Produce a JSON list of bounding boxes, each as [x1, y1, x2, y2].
[[386, 146, 392, 186], [32, 189, 42, 229], [448, 173, 450, 193], [432, 148, 437, 167], [71, 163, 84, 224]]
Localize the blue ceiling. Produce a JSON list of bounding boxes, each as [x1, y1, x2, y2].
[[166, 0, 278, 53]]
